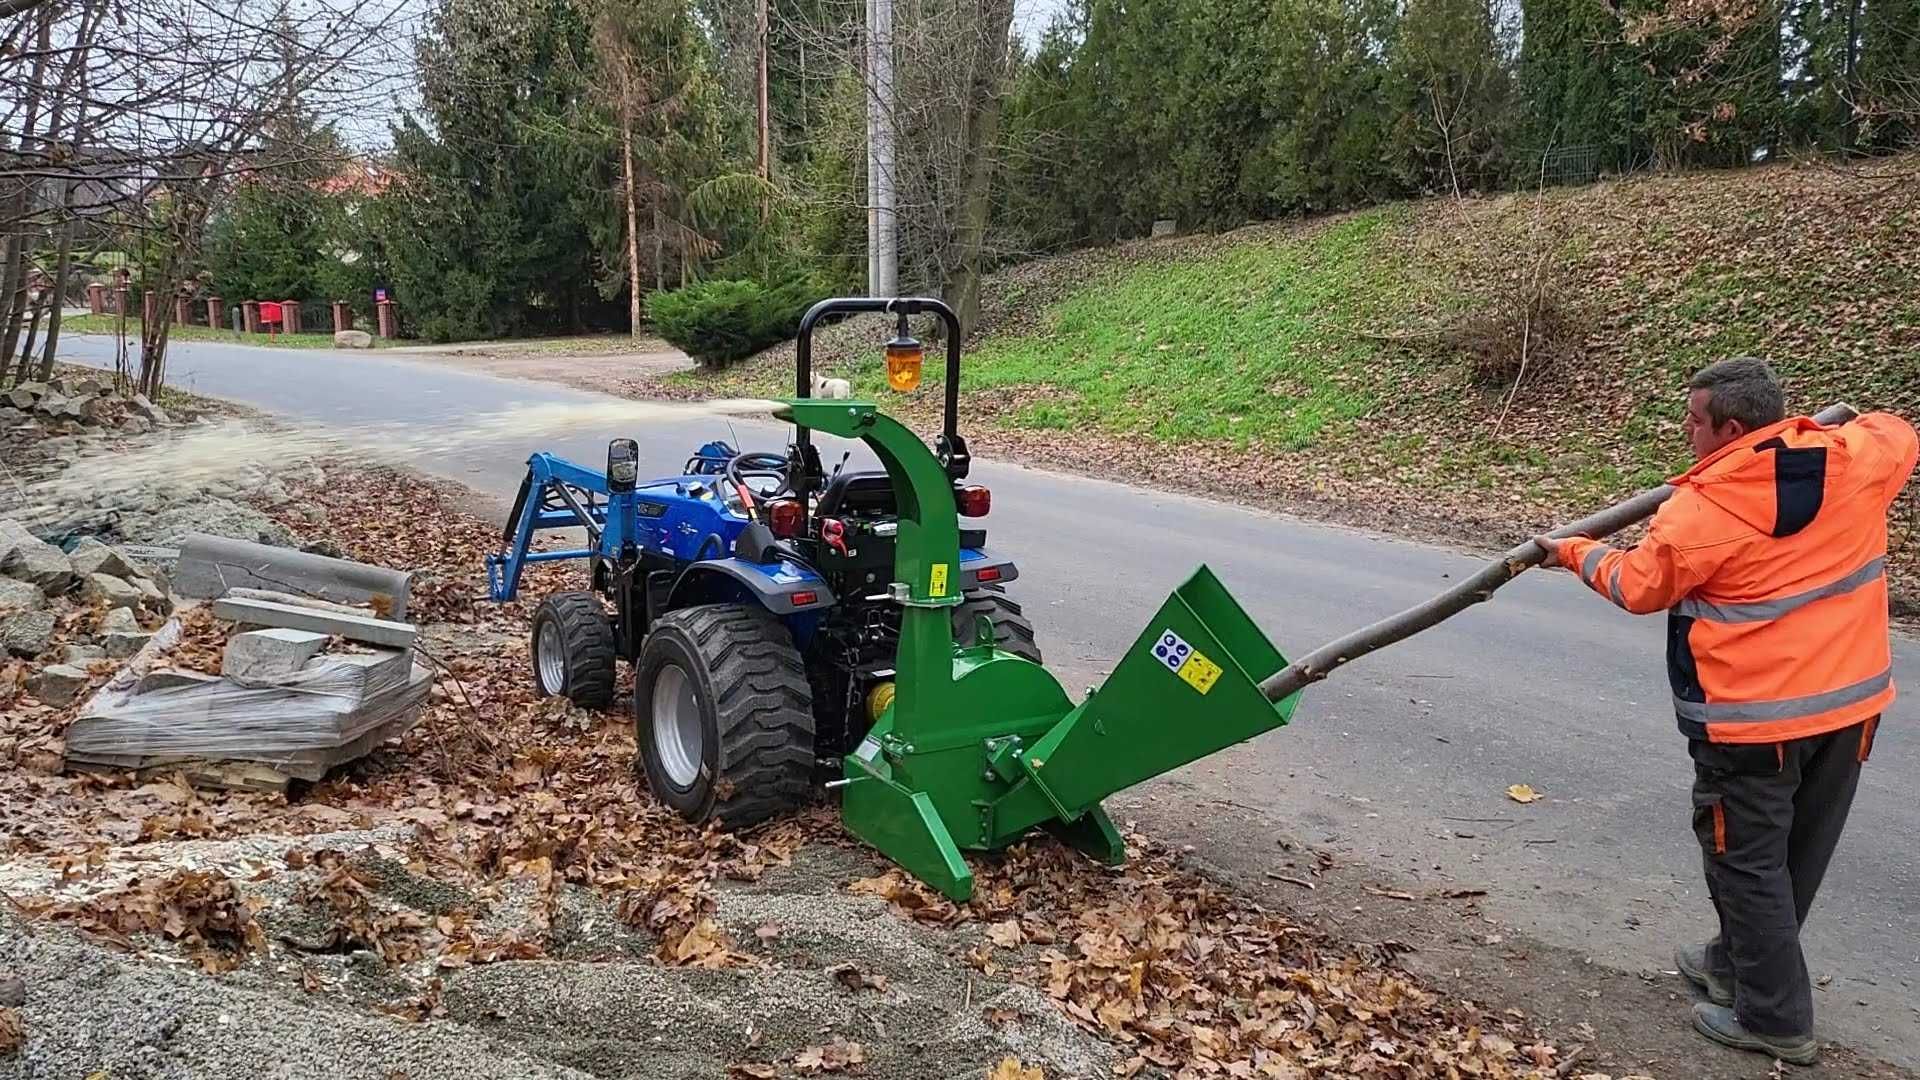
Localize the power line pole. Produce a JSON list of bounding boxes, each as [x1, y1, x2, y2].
[[756, 0, 770, 183], [865, 0, 896, 297]]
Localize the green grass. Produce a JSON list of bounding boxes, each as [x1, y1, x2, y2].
[[959, 212, 1397, 451], [59, 313, 392, 350]]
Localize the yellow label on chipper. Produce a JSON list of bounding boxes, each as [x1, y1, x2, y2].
[[1179, 652, 1222, 693], [1153, 628, 1222, 694], [929, 563, 950, 598]]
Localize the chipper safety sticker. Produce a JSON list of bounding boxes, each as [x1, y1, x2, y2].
[[1153, 629, 1223, 694], [930, 563, 950, 598]]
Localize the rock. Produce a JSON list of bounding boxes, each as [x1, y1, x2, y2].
[[222, 627, 332, 682], [256, 479, 293, 507], [0, 406, 24, 426], [1, 609, 56, 656], [63, 643, 107, 665], [33, 390, 68, 416], [0, 974, 22, 1008], [66, 537, 148, 581], [1, 526, 75, 595], [3, 382, 46, 409], [26, 663, 89, 706], [82, 572, 143, 611], [0, 578, 46, 612], [127, 393, 171, 425], [104, 628, 153, 658], [69, 375, 106, 396], [333, 329, 374, 349], [133, 577, 170, 612], [60, 394, 104, 423], [102, 606, 141, 634], [120, 414, 152, 435]]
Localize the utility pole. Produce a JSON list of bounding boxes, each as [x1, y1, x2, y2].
[[756, 0, 770, 183], [865, 0, 896, 297]]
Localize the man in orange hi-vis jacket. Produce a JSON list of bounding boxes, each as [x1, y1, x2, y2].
[[1537, 357, 1916, 1065]]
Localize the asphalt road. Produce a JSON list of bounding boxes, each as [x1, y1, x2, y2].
[[61, 337, 1920, 1064]]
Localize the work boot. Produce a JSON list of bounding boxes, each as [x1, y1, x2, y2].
[[1692, 1003, 1818, 1066], [1674, 942, 1735, 1006]]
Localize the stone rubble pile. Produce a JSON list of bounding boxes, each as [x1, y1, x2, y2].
[[0, 373, 180, 439], [4, 524, 429, 793]]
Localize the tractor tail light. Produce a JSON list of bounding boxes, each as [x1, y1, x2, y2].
[[956, 485, 991, 517], [767, 498, 805, 538], [791, 590, 819, 606], [975, 566, 1003, 583]]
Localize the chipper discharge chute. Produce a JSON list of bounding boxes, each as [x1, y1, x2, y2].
[[782, 398, 1303, 901]]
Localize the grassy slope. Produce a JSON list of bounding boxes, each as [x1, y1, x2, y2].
[[665, 156, 1920, 604]]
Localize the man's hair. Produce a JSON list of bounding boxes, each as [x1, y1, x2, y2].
[[1688, 357, 1785, 431]]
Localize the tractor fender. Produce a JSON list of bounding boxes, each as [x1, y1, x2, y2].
[[667, 558, 837, 616], [958, 548, 1020, 590]]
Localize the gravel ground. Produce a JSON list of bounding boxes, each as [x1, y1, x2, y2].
[[0, 831, 1112, 1080]]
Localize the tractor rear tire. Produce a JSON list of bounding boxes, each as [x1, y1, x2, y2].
[[530, 591, 618, 709], [635, 604, 816, 829], [952, 584, 1043, 663]]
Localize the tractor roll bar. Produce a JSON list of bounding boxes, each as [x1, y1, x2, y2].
[[795, 296, 963, 454]]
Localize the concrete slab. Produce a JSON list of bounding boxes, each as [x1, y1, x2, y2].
[[212, 596, 416, 648], [175, 533, 411, 619]]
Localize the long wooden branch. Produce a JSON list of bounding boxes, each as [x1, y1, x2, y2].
[[1258, 402, 1861, 704]]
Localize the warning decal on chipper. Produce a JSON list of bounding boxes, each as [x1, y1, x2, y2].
[[929, 563, 950, 598], [1152, 629, 1223, 695]]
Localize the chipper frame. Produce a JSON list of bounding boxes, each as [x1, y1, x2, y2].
[[784, 396, 1860, 902], [784, 398, 1302, 901]]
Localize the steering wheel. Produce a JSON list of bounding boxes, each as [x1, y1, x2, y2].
[[724, 451, 793, 508]]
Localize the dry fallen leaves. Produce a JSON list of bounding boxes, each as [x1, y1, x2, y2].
[[988, 1057, 1044, 1080], [1506, 784, 1543, 804], [0, 1006, 22, 1057], [791, 1037, 865, 1074], [825, 962, 889, 993]]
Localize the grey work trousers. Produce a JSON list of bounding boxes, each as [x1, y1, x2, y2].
[[1690, 717, 1877, 1037]]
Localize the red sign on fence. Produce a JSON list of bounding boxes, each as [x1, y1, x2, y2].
[[258, 301, 283, 325]]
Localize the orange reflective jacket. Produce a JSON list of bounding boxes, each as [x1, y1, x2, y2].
[[1559, 412, 1918, 744]]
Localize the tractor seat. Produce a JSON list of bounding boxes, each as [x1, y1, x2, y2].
[[816, 470, 896, 518]]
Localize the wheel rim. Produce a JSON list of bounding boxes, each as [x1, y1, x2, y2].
[[536, 620, 566, 694], [651, 664, 704, 788]]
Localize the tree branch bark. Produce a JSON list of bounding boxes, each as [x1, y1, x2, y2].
[[1258, 402, 1861, 704]]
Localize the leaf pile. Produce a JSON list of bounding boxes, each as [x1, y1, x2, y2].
[[31, 868, 267, 973], [851, 837, 1562, 1080]]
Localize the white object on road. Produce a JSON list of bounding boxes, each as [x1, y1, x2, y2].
[[811, 375, 851, 400]]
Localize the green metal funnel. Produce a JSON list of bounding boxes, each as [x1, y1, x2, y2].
[[982, 566, 1300, 845]]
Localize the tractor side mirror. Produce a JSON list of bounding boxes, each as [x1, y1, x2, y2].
[[607, 438, 639, 492]]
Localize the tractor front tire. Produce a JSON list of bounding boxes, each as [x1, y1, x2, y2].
[[530, 591, 617, 709], [952, 583, 1043, 663], [635, 604, 815, 829]]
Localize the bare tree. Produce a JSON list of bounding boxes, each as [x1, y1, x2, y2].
[[729, 0, 1026, 334], [0, 0, 411, 392]]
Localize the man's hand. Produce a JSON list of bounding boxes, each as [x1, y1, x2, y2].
[[1532, 535, 1564, 566]]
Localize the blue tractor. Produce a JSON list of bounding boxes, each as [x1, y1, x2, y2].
[[484, 297, 1040, 828]]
